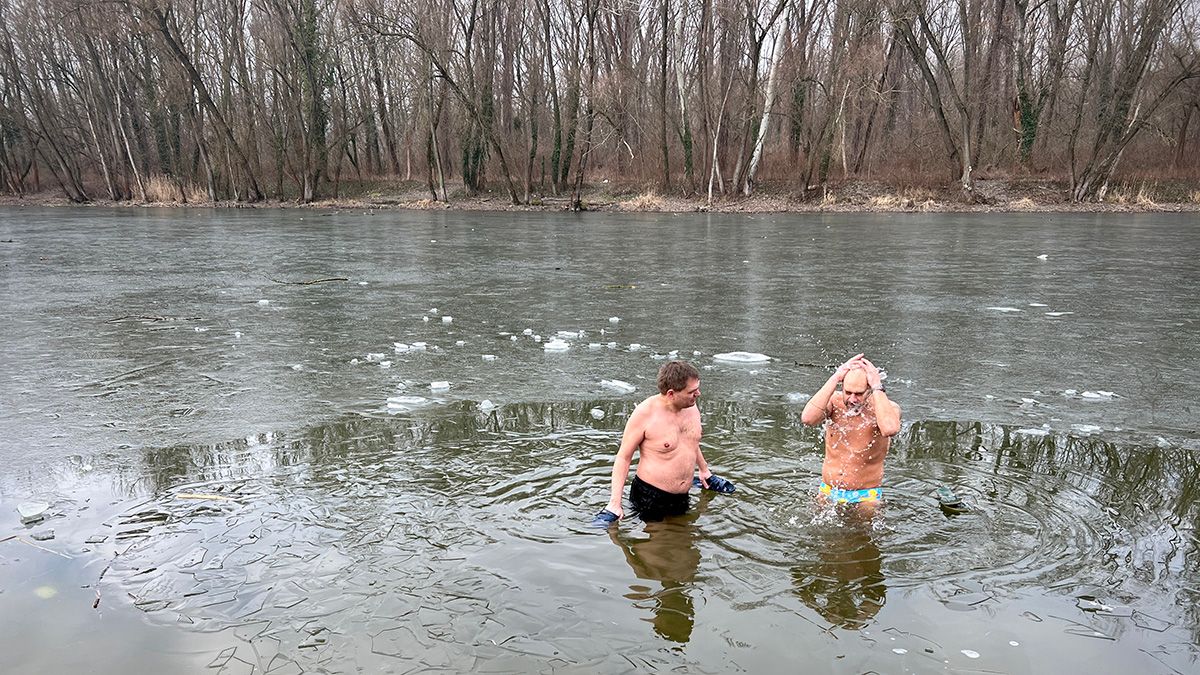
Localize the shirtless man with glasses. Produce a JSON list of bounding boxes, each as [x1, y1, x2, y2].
[[801, 354, 901, 506]]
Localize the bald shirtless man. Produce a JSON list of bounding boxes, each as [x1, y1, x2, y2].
[[597, 361, 733, 523], [801, 354, 901, 505]]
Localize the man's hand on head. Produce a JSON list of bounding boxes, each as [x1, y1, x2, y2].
[[861, 357, 885, 390], [834, 353, 865, 382]]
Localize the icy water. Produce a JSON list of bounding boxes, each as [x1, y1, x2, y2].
[[1, 207, 1198, 673]]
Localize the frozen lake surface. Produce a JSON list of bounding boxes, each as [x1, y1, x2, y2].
[[1, 208, 1197, 673]]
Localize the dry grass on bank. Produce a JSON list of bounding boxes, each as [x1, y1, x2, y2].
[[620, 191, 666, 211], [144, 174, 208, 204]]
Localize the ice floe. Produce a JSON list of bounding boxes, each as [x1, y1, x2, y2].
[[713, 351, 772, 364], [609, 317, 620, 323], [18, 502, 50, 524], [442, 316, 453, 323], [543, 339, 570, 351], [628, 343, 642, 351], [588, 343, 602, 349], [1081, 390, 1118, 400], [785, 392, 811, 403], [429, 381, 451, 391], [1045, 311, 1074, 317], [386, 395, 429, 410], [985, 306, 1022, 312], [601, 379, 637, 394], [590, 408, 605, 420], [478, 400, 497, 411], [257, 299, 270, 306], [482, 354, 497, 361], [1029, 303, 1048, 307]]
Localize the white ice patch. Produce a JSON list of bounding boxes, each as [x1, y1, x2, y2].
[[18, 502, 49, 524], [1015, 426, 1050, 437], [1029, 303, 1048, 307], [543, 339, 570, 351], [410, 342, 427, 351], [482, 354, 497, 361], [478, 399, 497, 411], [233, 331, 242, 338], [609, 317, 620, 323], [601, 379, 637, 394], [1009, 641, 1020, 647], [985, 306, 1022, 312], [510, 336, 518, 341], [590, 408, 605, 420], [557, 330, 581, 338], [358, 281, 368, 286], [386, 395, 429, 410], [785, 392, 811, 403], [693, 351, 702, 356], [430, 307, 439, 314], [379, 361, 392, 368], [523, 328, 533, 335], [1072, 424, 1103, 435], [290, 364, 303, 371], [1037, 254, 1048, 260], [713, 351, 772, 364], [1081, 390, 1118, 400], [429, 381, 451, 391], [1045, 311, 1074, 317], [628, 343, 642, 351], [422, 316, 429, 322], [588, 343, 602, 349], [455, 340, 466, 346], [257, 299, 270, 306], [442, 316, 453, 323], [393, 343, 410, 353], [961, 649, 981, 659], [607, 342, 618, 349], [892, 648, 908, 655]]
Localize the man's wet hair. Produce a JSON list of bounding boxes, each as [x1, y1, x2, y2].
[[657, 360, 700, 394]]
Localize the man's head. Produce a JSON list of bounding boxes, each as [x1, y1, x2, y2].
[[841, 367, 871, 408], [658, 360, 701, 408]]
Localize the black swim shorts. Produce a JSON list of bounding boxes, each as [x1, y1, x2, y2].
[[630, 475, 690, 521]]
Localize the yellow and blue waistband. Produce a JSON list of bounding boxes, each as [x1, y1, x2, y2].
[[819, 483, 883, 503]]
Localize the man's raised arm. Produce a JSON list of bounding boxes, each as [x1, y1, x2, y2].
[[801, 354, 862, 426]]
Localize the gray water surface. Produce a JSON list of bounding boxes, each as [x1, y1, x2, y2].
[[1, 208, 1197, 673]]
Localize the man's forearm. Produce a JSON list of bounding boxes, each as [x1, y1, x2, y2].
[[801, 376, 839, 425], [872, 392, 901, 436], [608, 455, 633, 507]]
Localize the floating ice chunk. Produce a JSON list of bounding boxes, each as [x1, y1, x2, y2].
[[590, 408, 605, 420], [257, 299, 270, 306], [1045, 311, 1074, 317], [628, 343, 642, 351], [557, 330, 581, 338], [601, 379, 637, 394], [429, 381, 451, 391], [386, 395, 429, 409], [366, 352, 386, 361], [607, 342, 617, 349], [1072, 424, 1103, 435], [1037, 254, 1048, 260], [394, 342, 410, 353], [985, 306, 1022, 313], [350, 358, 359, 364], [478, 399, 496, 411], [442, 316, 453, 323], [892, 648, 908, 655], [510, 335, 518, 342], [194, 326, 207, 332], [452, 340, 464, 347], [1015, 426, 1050, 437], [31, 529, 54, 541], [379, 361, 392, 368], [609, 317, 620, 323], [18, 502, 50, 524], [523, 328, 533, 335], [1029, 303, 1048, 307], [534, 335, 542, 342], [785, 392, 811, 403], [430, 307, 438, 314], [234, 331, 242, 338], [358, 281, 368, 286], [1063, 389, 1078, 396], [482, 354, 497, 361], [588, 343, 602, 349], [422, 315, 430, 322], [1009, 641, 1020, 647], [961, 650, 980, 659], [290, 364, 303, 371], [1020, 397, 1039, 405], [713, 351, 772, 364], [410, 342, 427, 351], [543, 339, 570, 351], [651, 353, 667, 360], [693, 351, 702, 356], [668, 350, 679, 357], [1081, 390, 1117, 400]]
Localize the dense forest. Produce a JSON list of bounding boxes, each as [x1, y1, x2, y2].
[[0, 0, 1196, 206]]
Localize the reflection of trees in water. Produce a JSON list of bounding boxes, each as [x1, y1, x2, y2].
[[117, 403, 1198, 637]]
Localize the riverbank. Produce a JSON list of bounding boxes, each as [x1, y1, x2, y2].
[[3, 177, 1198, 213]]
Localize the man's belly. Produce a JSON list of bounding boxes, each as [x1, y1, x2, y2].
[[635, 450, 696, 494]]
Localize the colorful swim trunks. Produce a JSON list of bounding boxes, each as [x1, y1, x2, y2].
[[819, 483, 883, 504]]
